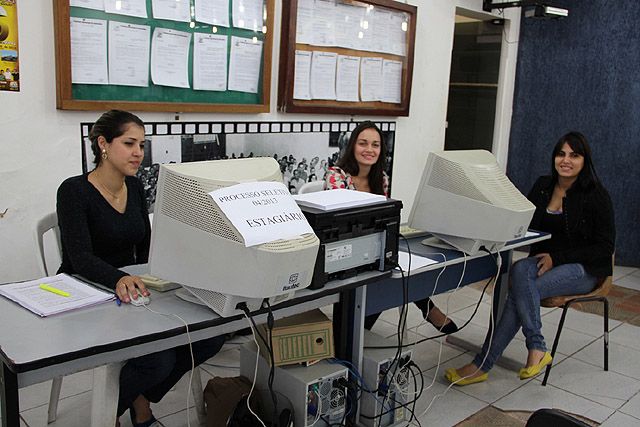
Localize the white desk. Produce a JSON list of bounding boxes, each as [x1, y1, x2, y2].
[[0, 270, 389, 427]]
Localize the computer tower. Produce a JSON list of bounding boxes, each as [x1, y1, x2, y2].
[[360, 331, 413, 427], [240, 342, 348, 427]]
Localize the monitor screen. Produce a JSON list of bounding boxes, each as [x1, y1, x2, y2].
[[149, 157, 320, 317], [408, 150, 535, 254]]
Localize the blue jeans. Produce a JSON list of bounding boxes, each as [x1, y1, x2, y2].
[[472, 257, 598, 372]]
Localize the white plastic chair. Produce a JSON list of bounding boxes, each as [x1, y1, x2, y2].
[[35, 213, 207, 425], [298, 180, 325, 194], [35, 213, 67, 424]]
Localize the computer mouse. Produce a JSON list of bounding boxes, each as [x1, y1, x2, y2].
[[128, 290, 150, 306]]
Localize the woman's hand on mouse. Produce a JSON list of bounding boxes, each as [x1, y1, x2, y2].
[[115, 275, 149, 303]]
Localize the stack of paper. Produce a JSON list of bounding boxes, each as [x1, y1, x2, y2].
[[396, 251, 439, 272], [0, 274, 115, 317], [293, 188, 387, 211]]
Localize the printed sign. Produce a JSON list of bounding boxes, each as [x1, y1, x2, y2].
[[0, 0, 19, 92], [209, 181, 315, 247]]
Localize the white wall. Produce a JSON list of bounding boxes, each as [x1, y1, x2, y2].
[[0, 0, 520, 283]]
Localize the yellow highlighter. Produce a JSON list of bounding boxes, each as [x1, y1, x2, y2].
[[39, 284, 71, 297]]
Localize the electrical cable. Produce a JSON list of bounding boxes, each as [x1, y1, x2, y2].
[[364, 258, 498, 349], [308, 388, 323, 427], [242, 311, 267, 427], [142, 303, 195, 427], [376, 258, 409, 421], [263, 300, 279, 427], [414, 250, 502, 422]]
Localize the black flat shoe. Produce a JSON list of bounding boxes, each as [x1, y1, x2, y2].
[[130, 406, 160, 427], [427, 317, 459, 334], [417, 298, 459, 334]]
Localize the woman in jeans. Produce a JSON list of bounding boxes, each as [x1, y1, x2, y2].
[[445, 131, 615, 385]]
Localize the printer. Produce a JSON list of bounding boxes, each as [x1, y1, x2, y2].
[[299, 199, 402, 289]]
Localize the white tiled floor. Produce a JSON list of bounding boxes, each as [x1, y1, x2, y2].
[[11, 259, 640, 427]]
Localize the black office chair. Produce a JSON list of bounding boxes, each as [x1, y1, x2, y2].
[[526, 408, 591, 427]]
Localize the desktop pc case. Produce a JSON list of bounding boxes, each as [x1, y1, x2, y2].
[[300, 199, 402, 289], [360, 331, 413, 427], [240, 342, 348, 427]]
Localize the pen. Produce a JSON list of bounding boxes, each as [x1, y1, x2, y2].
[[39, 283, 70, 297], [115, 297, 121, 306]]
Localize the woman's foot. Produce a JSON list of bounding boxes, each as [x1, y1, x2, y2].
[[519, 350, 552, 380], [425, 305, 459, 334], [444, 363, 488, 385], [130, 396, 156, 427]]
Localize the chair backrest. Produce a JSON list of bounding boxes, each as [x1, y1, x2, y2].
[[298, 180, 325, 194], [35, 212, 62, 276]]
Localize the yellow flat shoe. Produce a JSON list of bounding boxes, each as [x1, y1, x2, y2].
[[519, 352, 553, 380], [444, 368, 488, 386]]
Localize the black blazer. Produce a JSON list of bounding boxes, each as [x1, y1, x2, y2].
[[527, 175, 615, 278]]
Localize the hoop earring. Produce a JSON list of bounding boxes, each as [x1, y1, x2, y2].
[[101, 149, 108, 161]]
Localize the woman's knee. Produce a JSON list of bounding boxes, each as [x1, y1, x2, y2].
[[142, 349, 177, 379], [509, 258, 538, 292]]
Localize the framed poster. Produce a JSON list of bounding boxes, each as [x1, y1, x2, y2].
[[0, 0, 20, 92]]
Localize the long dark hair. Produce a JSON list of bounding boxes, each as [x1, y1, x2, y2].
[[336, 121, 387, 195], [89, 110, 144, 166], [550, 131, 600, 190]]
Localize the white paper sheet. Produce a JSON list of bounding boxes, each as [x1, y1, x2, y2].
[[70, 18, 108, 85], [151, 28, 191, 88], [381, 59, 402, 103], [104, 0, 148, 18], [232, 0, 263, 31], [108, 21, 151, 87], [193, 33, 228, 91], [70, 0, 104, 10], [152, 0, 191, 22], [295, 0, 314, 44], [293, 188, 386, 211], [209, 182, 314, 247], [310, 50, 337, 100], [389, 11, 408, 56], [0, 274, 115, 317], [373, 8, 393, 54], [336, 55, 360, 102], [311, 0, 336, 46], [195, 0, 230, 27], [293, 50, 312, 100], [228, 36, 263, 93], [360, 56, 383, 101], [334, 2, 365, 50], [396, 251, 439, 273]]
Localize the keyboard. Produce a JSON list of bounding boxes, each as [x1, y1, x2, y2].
[[139, 274, 181, 292], [399, 224, 429, 238]]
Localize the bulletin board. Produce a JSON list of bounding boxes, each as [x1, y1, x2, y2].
[[53, 0, 274, 113], [278, 0, 417, 116]]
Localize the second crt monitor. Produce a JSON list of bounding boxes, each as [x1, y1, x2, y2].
[[408, 150, 535, 255], [149, 158, 320, 317]]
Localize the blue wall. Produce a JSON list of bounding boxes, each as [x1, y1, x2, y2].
[[507, 1, 640, 266]]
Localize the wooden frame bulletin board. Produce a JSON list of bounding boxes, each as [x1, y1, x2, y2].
[[53, 0, 274, 113], [278, 0, 417, 116]]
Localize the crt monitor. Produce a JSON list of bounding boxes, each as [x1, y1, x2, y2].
[[408, 150, 535, 255], [149, 158, 320, 317]]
